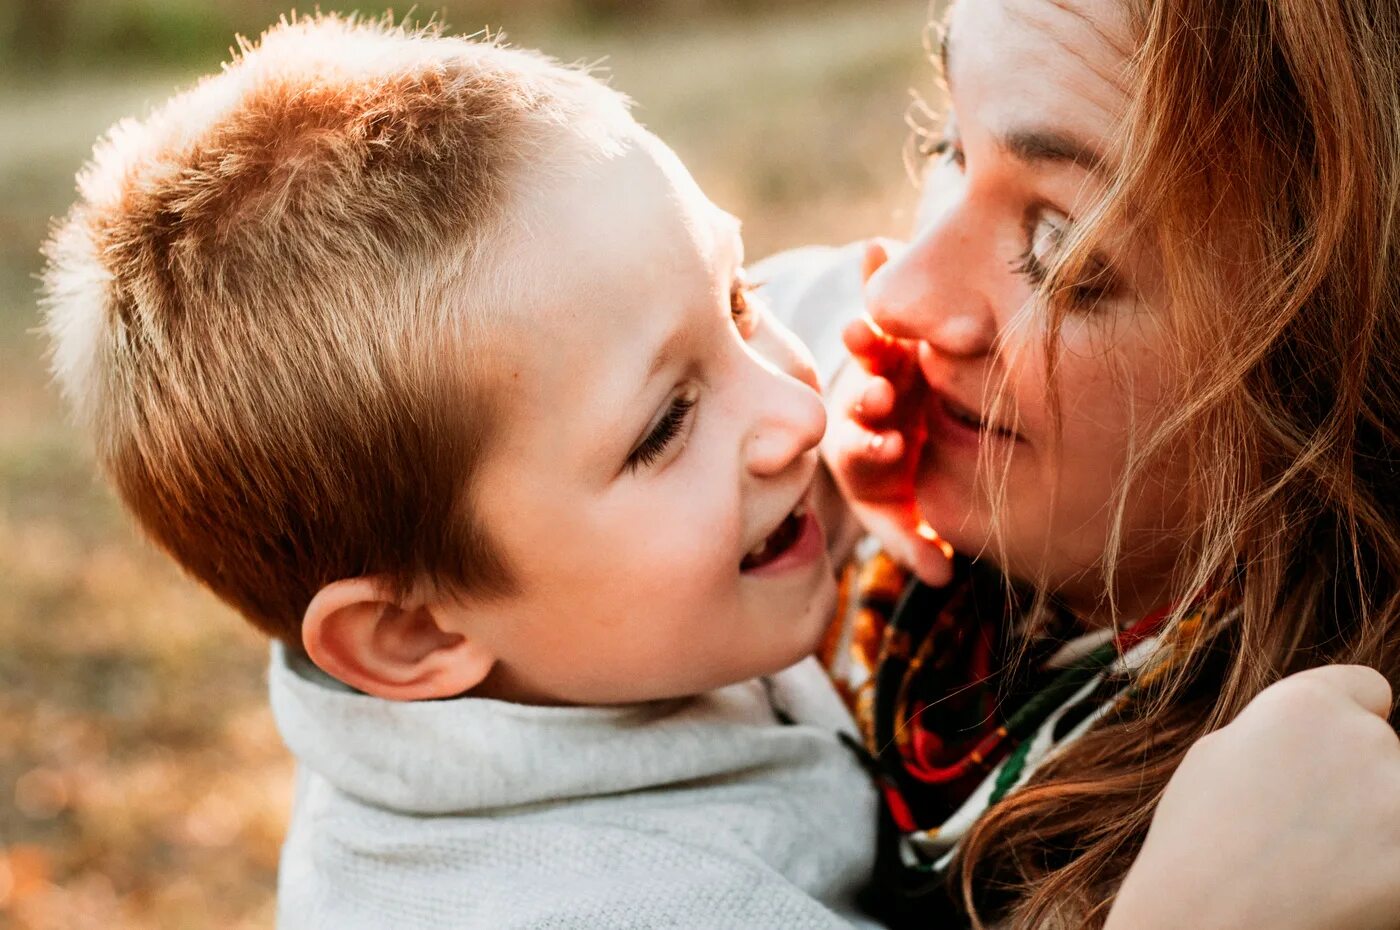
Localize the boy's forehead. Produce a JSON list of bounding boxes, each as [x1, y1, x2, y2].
[[511, 130, 730, 316], [479, 129, 737, 456]]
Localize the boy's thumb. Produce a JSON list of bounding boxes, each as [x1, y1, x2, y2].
[[862, 240, 890, 284]]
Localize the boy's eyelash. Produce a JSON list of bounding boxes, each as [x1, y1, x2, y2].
[[731, 278, 749, 313], [623, 275, 751, 477], [625, 392, 697, 473], [731, 277, 757, 327]]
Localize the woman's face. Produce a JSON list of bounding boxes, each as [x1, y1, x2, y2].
[[866, 0, 1191, 619]]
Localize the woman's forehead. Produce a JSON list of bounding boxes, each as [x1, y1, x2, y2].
[[945, 0, 1132, 143]]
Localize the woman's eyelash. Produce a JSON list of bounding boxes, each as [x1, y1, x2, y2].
[[626, 392, 697, 473], [1012, 221, 1119, 310], [1011, 246, 1050, 286], [918, 135, 964, 167]]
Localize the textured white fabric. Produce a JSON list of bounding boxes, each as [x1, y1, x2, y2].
[[752, 242, 867, 389], [271, 645, 881, 929]]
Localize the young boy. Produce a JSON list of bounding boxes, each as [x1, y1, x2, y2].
[[42, 15, 881, 929]]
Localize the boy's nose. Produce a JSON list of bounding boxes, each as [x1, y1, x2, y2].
[[749, 316, 822, 395], [744, 377, 826, 479], [866, 223, 996, 361]]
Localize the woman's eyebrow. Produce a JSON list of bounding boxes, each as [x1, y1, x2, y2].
[[938, 21, 954, 88], [1000, 127, 1108, 175]]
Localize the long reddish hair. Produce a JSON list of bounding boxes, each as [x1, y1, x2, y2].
[[949, 0, 1400, 925]]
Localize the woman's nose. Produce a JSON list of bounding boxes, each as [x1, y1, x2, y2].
[[865, 221, 997, 360], [744, 372, 826, 478]]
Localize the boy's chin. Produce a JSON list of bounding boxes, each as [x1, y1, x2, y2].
[[773, 570, 840, 662]]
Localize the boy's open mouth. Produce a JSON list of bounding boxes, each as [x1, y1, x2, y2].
[[740, 502, 810, 572]]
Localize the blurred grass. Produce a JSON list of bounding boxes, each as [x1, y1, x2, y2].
[[0, 0, 866, 73], [0, 2, 941, 926]]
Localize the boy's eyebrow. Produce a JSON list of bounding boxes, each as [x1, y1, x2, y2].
[[644, 316, 694, 382], [643, 215, 742, 383]]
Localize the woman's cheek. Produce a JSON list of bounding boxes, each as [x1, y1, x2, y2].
[[917, 162, 965, 227]]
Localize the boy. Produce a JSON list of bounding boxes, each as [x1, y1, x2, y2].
[[42, 15, 879, 929]]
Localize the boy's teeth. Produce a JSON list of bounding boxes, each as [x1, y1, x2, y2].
[[742, 505, 809, 570]]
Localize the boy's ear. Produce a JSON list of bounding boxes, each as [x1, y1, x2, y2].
[[302, 577, 496, 701]]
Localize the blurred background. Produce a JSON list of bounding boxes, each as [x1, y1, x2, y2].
[[0, 1, 941, 926]]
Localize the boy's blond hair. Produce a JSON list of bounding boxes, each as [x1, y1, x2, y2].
[[42, 15, 631, 645]]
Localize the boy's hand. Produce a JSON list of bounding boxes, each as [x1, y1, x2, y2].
[[822, 240, 954, 587], [1107, 665, 1400, 930]]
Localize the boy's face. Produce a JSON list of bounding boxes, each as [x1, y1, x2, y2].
[[466, 129, 835, 705]]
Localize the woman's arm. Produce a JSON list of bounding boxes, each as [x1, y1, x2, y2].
[[1107, 665, 1400, 930]]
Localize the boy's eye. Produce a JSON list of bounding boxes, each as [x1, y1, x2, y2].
[[730, 275, 758, 339], [625, 386, 698, 474]]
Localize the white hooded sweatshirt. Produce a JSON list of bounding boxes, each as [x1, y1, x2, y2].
[[270, 645, 882, 929]]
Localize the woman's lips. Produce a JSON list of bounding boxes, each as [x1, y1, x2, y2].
[[915, 343, 1023, 446], [926, 391, 1025, 447]]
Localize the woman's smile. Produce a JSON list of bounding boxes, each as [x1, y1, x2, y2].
[[924, 388, 1026, 449]]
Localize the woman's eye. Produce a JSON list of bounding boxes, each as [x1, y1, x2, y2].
[[1028, 213, 1063, 271], [730, 275, 759, 339], [919, 134, 965, 169], [1012, 209, 1120, 310], [625, 387, 698, 473]]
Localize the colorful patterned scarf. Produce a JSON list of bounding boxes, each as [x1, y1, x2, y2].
[[821, 544, 1237, 926]]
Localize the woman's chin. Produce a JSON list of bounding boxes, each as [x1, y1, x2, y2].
[[915, 471, 979, 548]]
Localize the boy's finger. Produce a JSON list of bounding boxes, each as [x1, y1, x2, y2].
[[842, 317, 911, 376], [901, 536, 956, 588], [852, 376, 896, 423], [866, 510, 955, 589], [825, 421, 904, 492], [861, 240, 890, 284], [862, 429, 905, 465]]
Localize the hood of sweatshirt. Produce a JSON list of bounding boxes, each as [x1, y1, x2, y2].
[[269, 643, 862, 815]]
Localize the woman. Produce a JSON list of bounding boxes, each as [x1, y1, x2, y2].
[[795, 0, 1400, 926]]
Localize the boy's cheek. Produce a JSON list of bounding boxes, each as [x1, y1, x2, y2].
[[811, 464, 863, 567]]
